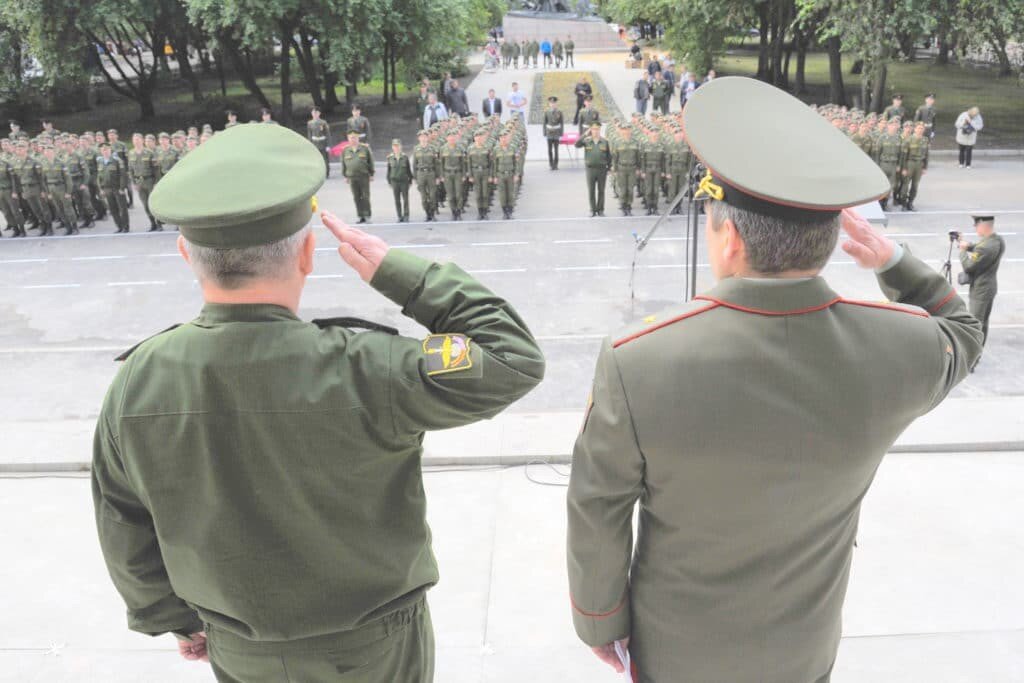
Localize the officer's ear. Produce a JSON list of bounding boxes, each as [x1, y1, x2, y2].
[[298, 228, 316, 277], [177, 235, 191, 265]]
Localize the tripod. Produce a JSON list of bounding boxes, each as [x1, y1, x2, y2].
[[940, 235, 956, 285]]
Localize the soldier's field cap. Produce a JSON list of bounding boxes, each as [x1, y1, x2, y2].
[[683, 77, 889, 219], [150, 124, 325, 249], [391, 138, 401, 145], [972, 215, 995, 224], [417, 129, 427, 136]]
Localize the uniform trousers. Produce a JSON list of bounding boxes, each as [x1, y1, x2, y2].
[[390, 181, 410, 220], [969, 295, 995, 345], [207, 599, 434, 683], [547, 139, 560, 168], [347, 175, 372, 218], [585, 167, 607, 213], [416, 175, 438, 216]]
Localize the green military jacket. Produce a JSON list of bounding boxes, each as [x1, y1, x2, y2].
[[641, 141, 665, 172], [13, 156, 45, 190], [307, 119, 331, 148], [96, 156, 127, 190], [914, 105, 936, 130], [40, 157, 73, 196], [493, 147, 519, 175], [412, 145, 440, 177], [882, 105, 906, 121], [441, 145, 467, 175], [901, 135, 929, 169], [63, 150, 90, 185], [565, 40, 574, 53], [568, 248, 982, 681], [345, 116, 371, 145], [876, 133, 903, 165], [154, 148, 179, 179], [543, 109, 565, 140], [386, 152, 412, 184], [575, 136, 612, 170], [127, 148, 157, 185], [651, 80, 672, 103], [612, 141, 640, 170], [341, 143, 374, 178], [552, 40, 563, 57], [960, 233, 1006, 300], [467, 145, 492, 176], [665, 142, 692, 173], [0, 157, 20, 191], [578, 107, 601, 129], [110, 140, 129, 162], [93, 250, 545, 641]]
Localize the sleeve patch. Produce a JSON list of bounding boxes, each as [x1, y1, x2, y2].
[[423, 334, 474, 376]]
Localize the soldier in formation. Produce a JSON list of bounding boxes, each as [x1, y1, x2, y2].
[[813, 102, 932, 212], [307, 107, 331, 178], [386, 138, 412, 223], [604, 111, 695, 217]]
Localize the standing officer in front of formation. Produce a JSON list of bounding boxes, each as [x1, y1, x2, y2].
[[898, 121, 929, 211], [413, 130, 441, 222], [567, 76, 983, 683], [97, 141, 130, 233], [577, 95, 601, 136], [611, 122, 641, 216], [543, 96, 564, 170], [95, 123, 544, 683], [307, 107, 331, 178], [386, 138, 412, 223], [959, 215, 1006, 349], [346, 104, 372, 147], [128, 132, 161, 231], [342, 129, 374, 223], [575, 121, 611, 217], [914, 93, 937, 138]]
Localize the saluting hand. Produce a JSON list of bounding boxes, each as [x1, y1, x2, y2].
[[840, 208, 895, 270], [322, 210, 389, 282], [177, 632, 209, 663]]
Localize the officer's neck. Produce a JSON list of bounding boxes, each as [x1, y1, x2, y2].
[[200, 280, 302, 314]]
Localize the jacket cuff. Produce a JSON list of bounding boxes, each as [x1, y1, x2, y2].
[[571, 593, 631, 646], [369, 249, 433, 309]]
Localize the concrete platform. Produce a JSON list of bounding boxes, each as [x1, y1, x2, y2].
[[1, 451, 1022, 682]]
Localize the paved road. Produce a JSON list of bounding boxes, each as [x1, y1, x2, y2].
[[1, 158, 1022, 424]]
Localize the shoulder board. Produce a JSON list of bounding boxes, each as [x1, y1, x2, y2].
[[311, 317, 399, 335], [115, 323, 182, 362], [837, 299, 929, 318], [613, 300, 719, 348]]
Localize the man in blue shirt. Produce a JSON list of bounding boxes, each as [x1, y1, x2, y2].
[[541, 39, 552, 68]]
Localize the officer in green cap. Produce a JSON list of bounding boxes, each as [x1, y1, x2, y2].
[[307, 106, 331, 177], [493, 128, 521, 219], [97, 142, 130, 233], [128, 132, 161, 231], [107, 128, 132, 208], [12, 140, 52, 234], [875, 118, 903, 210], [575, 122, 611, 217], [154, 132, 180, 183], [543, 96, 565, 170], [959, 215, 1005, 348], [0, 142, 27, 237], [413, 130, 441, 222], [386, 138, 412, 222], [568, 76, 982, 683], [341, 129, 374, 223], [96, 123, 543, 682], [440, 130, 468, 221]]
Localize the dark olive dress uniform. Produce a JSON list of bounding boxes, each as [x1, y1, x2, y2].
[[493, 142, 520, 218], [567, 77, 984, 683], [651, 79, 672, 115], [154, 145, 179, 181], [128, 147, 159, 230], [307, 117, 331, 177], [41, 154, 77, 234], [876, 132, 903, 208], [345, 115, 371, 147], [386, 145, 413, 222], [640, 138, 665, 214], [543, 106, 565, 169], [578, 104, 601, 136], [467, 141, 494, 219], [882, 104, 906, 121], [914, 104, 937, 137], [110, 138, 133, 207], [100, 124, 545, 683], [413, 140, 441, 221], [960, 223, 1006, 345], [575, 129, 612, 216], [441, 142, 468, 219], [97, 153, 130, 232], [898, 133, 929, 210], [342, 142, 374, 221], [0, 154, 26, 236], [12, 151, 52, 233], [565, 38, 575, 67], [64, 145, 95, 227]]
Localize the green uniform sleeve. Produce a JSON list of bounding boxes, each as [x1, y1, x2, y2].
[[877, 246, 984, 410], [959, 239, 1001, 276], [366, 145, 375, 176], [566, 339, 644, 647], [369, 249, 545, 435], [92, 398, 203, 637]]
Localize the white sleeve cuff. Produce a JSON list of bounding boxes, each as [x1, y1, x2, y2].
[[875, 243, 904, 274]]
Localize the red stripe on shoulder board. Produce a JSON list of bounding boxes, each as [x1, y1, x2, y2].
[[613, 302, 719, 348], [839, 299, 930, 318]]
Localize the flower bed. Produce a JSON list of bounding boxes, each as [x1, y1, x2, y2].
[[528, 70, 623, 125]]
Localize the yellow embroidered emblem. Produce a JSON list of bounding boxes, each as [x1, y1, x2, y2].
[[643, 315, 657, 324], [423, 334, 473, 376], [310, 195, 318, 214]]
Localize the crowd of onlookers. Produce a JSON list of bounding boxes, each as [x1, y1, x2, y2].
[[630, 51, 715, 115]]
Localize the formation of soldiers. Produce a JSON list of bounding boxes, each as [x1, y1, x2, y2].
[[575, 111, 696, 217], [500, 36, 575, 69], [812, 93, 936, 211], [1, 120, 215, 237], [408, 114, 528, 222]]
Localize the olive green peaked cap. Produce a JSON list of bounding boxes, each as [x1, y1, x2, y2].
[[150, 123, 325, 248], [683, 77, 890, 219]]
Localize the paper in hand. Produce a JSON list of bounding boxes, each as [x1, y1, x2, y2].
[[614, 640, 634, 683]]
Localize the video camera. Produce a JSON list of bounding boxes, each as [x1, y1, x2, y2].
[[948, 230, 961, 242]]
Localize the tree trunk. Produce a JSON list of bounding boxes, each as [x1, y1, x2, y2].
[[770, 1, 792, 87], [173, 41, 202, 102], [293, 34, 325, 109], [390, 47, 397, 100], [381, 38, 390, 105], [279, 20, 294, 126], [795, 32, 808, 94], [756, 2, 770, 80], [222, 34, 272, 109], [869, 62, 887, 113], [319, 36, 341, 111], [216, 51, 227, 97], [826, 36, 846, 106], [988, 31, 1012, 76]]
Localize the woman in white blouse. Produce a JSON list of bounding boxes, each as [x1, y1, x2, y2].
[[954, 106, 983, 168]]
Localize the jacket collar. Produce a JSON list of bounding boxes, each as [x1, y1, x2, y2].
[[696, 276, 841, 315], [195, 303, 300, 325]]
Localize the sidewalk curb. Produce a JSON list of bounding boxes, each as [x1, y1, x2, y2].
[[4, 441, 1022, 474]]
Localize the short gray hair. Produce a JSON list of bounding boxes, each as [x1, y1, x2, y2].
[[184, 225, 310, 289], [708, 200, 839, 274]]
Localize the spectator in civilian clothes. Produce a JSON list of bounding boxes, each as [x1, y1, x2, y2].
[[482, 89, 503, 118], [541, 39, 553, 67], [448, 80, 470, 117], [680, 72, 699, 108], [634, 75, 651, 115], [955, 107, 983, 169], [703, 69, 717, 84], [506, 82, 528, 121], [422, 93, 449, 129]]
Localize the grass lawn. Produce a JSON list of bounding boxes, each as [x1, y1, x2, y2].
[[717, 48, 1024, 149]]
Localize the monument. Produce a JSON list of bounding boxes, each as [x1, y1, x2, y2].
[[503, 1, 622, 51]]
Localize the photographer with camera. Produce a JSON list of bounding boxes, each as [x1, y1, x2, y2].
[[954, 106, 983, 168], [958, 215, 1006, 347]]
